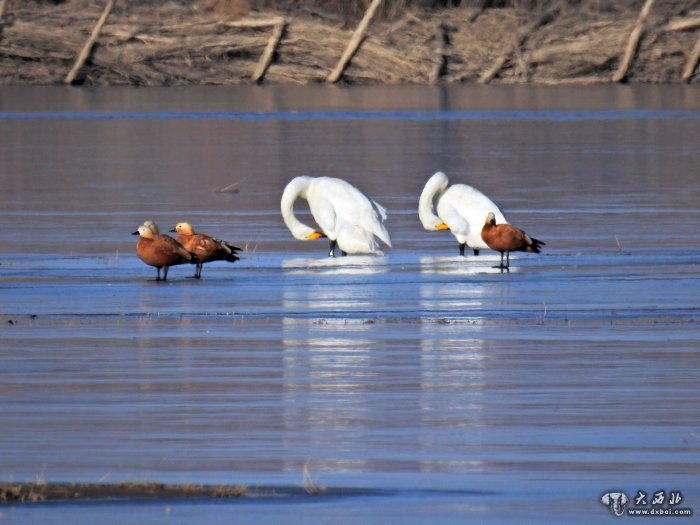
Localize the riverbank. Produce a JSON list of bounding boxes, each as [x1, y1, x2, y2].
[[1, 0, 699, 86]]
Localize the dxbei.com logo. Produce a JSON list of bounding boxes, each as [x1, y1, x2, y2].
[[600, 490, 693, 518]]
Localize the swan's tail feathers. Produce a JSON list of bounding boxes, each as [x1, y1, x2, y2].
[[371, 200, 388, 222], [370, 200, 391, 248], [376, 226, 392, 248]]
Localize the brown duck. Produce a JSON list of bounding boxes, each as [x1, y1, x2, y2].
[[170, 222, 241, 279], [133, 224, 197, 281], [481, 212, 544, 271]]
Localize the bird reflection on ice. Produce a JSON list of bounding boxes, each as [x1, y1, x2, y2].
[[419, 258, 495, 313], [282, 255, 389, 275], [419, 255, 519, 275], [281, 316, 375, 473], [417, 256, 488, 473], [419, 331, 488, 473]]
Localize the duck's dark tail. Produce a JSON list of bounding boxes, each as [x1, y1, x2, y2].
[[527, 237, 545, 254], [219, 240, 241, 263]]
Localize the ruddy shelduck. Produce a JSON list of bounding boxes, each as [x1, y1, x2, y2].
[[133, 224, 197, 281], [170, 222, 241, 279], [481, 212, 544, 271]]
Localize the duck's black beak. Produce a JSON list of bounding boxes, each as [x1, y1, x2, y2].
[[169, 228, 177, 233], [132, 231, 139, 235]]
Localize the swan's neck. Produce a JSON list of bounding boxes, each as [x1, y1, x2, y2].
[[281, 176, 318, 240], [419, 172, 448, 230]]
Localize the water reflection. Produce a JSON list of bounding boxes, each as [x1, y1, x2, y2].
[[282, 256, 390, 275], [419, 255, 517, 276], [418, 256, 500, 315], [4, 85, 700, 518], [418, 270, 488, 473], [281, 316, 376, 473]]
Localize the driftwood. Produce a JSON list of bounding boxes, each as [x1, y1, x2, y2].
[[478, 4, 560, 84], [326, 0, 383, 83], [65, 0, 116, 84], [682, 35, 700, 82], [612, 0, 656, 82]]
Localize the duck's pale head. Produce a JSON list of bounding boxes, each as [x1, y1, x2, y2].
[[133, 225, 156, 239], [171, 222, 195, 235], [143, 220, 159, 234]]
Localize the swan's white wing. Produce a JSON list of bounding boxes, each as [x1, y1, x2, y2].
[[437, 184, 507, 248], [308, 177, 391, 253]]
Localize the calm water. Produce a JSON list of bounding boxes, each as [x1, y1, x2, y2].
[[1, 85, 699, 524]]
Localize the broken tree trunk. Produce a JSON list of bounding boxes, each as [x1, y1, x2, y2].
[[682, 34, 700, 83], [65, 0, 116, 84], [252, 17, 285, 83], [0, 0, 8, 38], [612, 0, 656, 83], [478, 4, 560, 84], [663, 16, 700, 33], [429, 23, 447, 84], [327, 0, 383, 83]]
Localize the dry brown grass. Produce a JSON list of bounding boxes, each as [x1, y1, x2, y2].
[[201, 0, 251, 19], [2, 0, 697, 85], [0, 481, 249, 502], [202, 0, 650, 22]]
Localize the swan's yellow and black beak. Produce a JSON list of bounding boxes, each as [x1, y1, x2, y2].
[[437, 223, 450, 231], [306, 231, 325, 240]]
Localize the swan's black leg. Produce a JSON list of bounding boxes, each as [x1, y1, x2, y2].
[[459, 243, 466, 256], [328, 240, 337, 257], [473, 249, 480, 256]]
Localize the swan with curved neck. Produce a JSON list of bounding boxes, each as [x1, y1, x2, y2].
[[419, 171, 508, 256], [281, 176, 392, 257]]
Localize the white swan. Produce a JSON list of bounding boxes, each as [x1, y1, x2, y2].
[[418, 171, 508, 256], [281, 176, 392, 257]]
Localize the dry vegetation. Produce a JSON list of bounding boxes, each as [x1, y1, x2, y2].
[[0, 481, 249, 502], [0, 0, 699, 85]]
